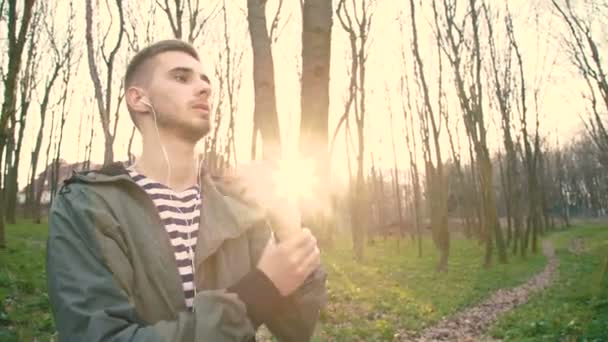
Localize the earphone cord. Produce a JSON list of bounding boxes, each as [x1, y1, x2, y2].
[[148, 102, 201, 310]]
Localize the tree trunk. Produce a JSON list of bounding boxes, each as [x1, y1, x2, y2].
[[6, 106, 27, 224], [34, 108, 57, 224], [300, 0, 333, 241], [479, 149, 507, 266], [497, 152, 511, 246], [411, 0, 448, 268], [247, 0, 282, 160], [26, 63, 61, 217], [0, 0, 37, 248], [440, 0, 506, 265], [337, 0, 373, 262], [85, 0, 124, 166], [4, 122, 16, 223], [127, 126, 136, 164], [300, 0, 332, 183], [389, 107, 403, 241]]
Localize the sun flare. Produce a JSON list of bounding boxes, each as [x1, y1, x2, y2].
[[272, 155, 318, 203]]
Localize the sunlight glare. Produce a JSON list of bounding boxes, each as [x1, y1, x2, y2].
[[272, 155, 318, 204]]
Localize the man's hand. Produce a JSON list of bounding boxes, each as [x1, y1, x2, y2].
[[256, 228, 321, 297]]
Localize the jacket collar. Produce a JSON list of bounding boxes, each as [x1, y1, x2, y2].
[[66, 162, 267, 261]]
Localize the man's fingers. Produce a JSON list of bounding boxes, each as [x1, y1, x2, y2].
[[281, 228, 315, 250], [290, 234, 318, 264], [300, 245, 321, 278]]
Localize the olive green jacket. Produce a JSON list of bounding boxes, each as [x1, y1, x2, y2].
[[46, 163, 327, 341]]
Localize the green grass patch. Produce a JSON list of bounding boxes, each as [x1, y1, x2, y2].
[[3, 220, 576, 342], [313, 235, 547, 341], [0, 220, 55, 342], [490, 225, 608, 342]]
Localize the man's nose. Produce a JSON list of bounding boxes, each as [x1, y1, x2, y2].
[[196, 79, 212, 99]]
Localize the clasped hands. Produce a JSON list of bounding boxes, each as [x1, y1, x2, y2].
[[220, 162, 321, 296]]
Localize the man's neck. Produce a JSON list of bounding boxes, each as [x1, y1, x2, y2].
[[136, 134, 200, 192]]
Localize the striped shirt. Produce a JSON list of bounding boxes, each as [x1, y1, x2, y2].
[[128, 168, 201, 310]]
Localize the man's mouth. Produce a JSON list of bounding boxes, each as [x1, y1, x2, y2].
[[192, 103, 210, 116]]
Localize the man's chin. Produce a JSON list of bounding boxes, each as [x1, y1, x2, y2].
[[181, 124, 210, 143]]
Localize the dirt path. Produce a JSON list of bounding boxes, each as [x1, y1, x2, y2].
[[395, 240, 559, 342]]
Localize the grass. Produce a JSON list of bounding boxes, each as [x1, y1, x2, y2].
[[2, 220, 601, 341], [490, 225, 608, 342], [312, 235, 547, 341], [0, 220, 54, 342]]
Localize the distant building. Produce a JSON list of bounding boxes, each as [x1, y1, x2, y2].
[[19, 160, 102, 205]]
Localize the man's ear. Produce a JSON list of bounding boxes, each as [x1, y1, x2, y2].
[[125, 86, 151, 114]]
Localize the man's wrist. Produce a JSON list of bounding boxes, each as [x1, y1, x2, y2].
[[227, 268, 286, 326]]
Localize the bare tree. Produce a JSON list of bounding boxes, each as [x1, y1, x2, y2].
[[504, 10, 546, 256], [85, 0, 126, 165], [553, 136, 570, 227], [206, 55, 227, 172], [397, 19, 423, 257], [247, 0, 282, 160], [25, 1, 74, 219], [300, 0, 332, 179], [156, 0, 220, 43], [203, 0, 244, 173], [408, 0, 450, 271], [484, 4, 525, 255], [552, 0, 608, 169], [84, 104, 96, 170], [0, 0, 36, 247], [221, 0, 243, 168], [124, 1, 158, 165], [3, 2, 42, 224], [300, 0, 333, 243], [384, 85, 403, 243], [437, 0, 507, 266], [336, 0, 374, 261], [50, 17, 77, 204], [33, 106, 57, 224], [300, 0, 332, 176]]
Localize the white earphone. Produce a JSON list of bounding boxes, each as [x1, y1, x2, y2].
[[140, 97, 172, 186], [141, 98, 152, 108], [135, 96, 202, 304]]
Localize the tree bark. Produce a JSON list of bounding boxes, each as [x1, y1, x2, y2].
[[439, 0, 506, 266], [336, 0, 374, 262], [0, 0, 37, 248], [156, 0, 217, 43], [410, 0, 449, 271], [552, 0, 608, 170], [247, 0, 282, 160], [85, 0, 125, 166], [300, 0, 332, 183], [300, 0, 333, 243]]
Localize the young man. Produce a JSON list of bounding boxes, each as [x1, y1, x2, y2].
[[46, 39, 327, 342]]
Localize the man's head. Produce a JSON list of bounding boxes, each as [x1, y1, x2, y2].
[[124, 39, 212, 142]]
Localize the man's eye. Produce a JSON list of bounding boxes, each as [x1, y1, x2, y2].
[[175, 74, 188, 82]]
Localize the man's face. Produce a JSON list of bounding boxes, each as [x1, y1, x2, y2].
[[146, 51, 212, 142]]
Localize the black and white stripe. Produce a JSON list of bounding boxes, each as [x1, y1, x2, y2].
[[128, 169, 201, 310]]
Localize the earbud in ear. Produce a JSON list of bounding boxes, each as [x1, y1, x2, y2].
[[141, 98, 152, 107]]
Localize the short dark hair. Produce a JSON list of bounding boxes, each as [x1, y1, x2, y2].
[[125, 39, 200, 88], [124, 40, 200, 127]]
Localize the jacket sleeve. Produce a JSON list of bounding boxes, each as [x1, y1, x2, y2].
[[234, 222, 328, 342], [46, 189, 255, 342]]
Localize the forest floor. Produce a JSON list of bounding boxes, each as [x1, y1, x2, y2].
[[0, 221, 606, 341], [394, 240, 558, 341]]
